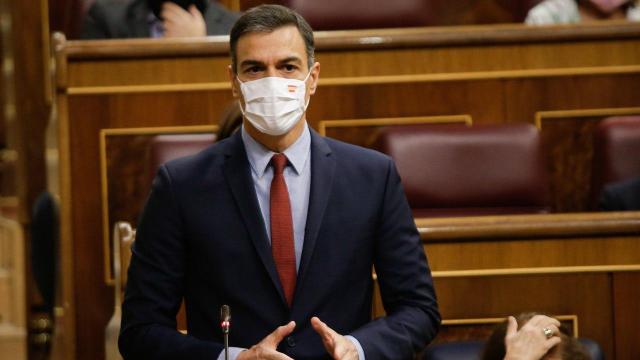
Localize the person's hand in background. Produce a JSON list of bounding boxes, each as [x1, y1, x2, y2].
[[162, 2, 206, 37], [504, 315, 561, 360]]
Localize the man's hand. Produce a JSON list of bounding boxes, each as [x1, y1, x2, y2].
[[161, 2, 206, 37], [504, 315, 562, 360], [237, 321, 296, 360], [311, 317, 359, 360]]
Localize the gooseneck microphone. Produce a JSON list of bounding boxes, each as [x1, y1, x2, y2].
[[220, 305, 231, 360]]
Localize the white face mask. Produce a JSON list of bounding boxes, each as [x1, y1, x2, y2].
[[237, 71, 311, 136]]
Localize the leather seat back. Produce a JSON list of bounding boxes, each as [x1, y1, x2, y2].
[[374, 123, 550, 217]]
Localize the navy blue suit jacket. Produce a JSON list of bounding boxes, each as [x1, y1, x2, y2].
[[119, 128, 439, 359]]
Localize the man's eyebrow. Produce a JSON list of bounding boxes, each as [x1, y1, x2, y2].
[[278, 56, 303, 65], [239, 59, 265, 69]]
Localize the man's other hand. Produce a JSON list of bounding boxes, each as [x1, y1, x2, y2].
[[311, 317, 359, 360], [237, 321, 296, 360], [161, 2, 206, 37]]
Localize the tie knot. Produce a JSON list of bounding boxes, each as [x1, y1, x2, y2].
[[271, 153, 288, 175]]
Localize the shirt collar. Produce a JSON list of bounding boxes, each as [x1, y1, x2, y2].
[[241, 122, 311, 178]]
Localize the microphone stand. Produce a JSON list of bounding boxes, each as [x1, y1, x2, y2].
[[220, 305, 231, 360], [224, 333, 229, 360]]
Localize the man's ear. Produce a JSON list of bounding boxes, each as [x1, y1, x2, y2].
[[309, 62, 321, 95], [228, 65, 239, 98]]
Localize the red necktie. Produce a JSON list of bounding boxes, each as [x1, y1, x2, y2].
[[270, 153, 296, 306]]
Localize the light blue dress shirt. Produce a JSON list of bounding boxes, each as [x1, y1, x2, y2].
[[217, 123, 365, 360], [147, 13, 164, 38]]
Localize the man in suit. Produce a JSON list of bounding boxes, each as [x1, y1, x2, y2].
[[598, 176, 640, 211], [119, 5, 439, 359], [82, 0, 238, 39]]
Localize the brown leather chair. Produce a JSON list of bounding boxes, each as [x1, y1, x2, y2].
[[374, 123, 550, 217], [148, 133, 216, 184], [591, 116, 640, 206], [289, 0, 432, 30], [265, 0, 543, 29]]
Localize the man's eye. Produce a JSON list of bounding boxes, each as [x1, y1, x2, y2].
[[284, 64, 296, 72], [247, 66, 262, 74]]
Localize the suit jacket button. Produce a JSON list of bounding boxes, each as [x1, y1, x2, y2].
[[286, 336, 296, 347]]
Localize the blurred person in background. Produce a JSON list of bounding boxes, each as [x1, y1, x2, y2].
[[482, 313, 591, 360], [82, 0, 238, 39], [598, 176, 640, 211], [526, 0, 640, 24]]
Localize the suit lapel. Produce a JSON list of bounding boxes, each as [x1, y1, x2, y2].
[[222, 132, 287, 305], [295, 130, 335, 294]]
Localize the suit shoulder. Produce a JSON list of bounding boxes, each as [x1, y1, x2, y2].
[[160, 141, 228, 183], [324, 136, 392, 163]]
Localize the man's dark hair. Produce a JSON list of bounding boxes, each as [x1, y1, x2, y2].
[[229, 5, 315, 73]]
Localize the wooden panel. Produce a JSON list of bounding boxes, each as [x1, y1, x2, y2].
[[49, 0, 84, 39], [56, 22, 640, 88], [537, 108, 640, 212], [433, 274, 615, 358], [426, 236, 640, 273], [67, 56, 232, 87], [61, 40, 640, 89], [416, 212, 640, 273], [0, 217, 26, 358], [416, 211, 640, 241], [612, 272, 640, 360], [5, 0, 51, 358]]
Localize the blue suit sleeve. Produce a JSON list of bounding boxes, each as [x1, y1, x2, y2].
[[350, 158, 440, 359], [118, 165, 223, 359]]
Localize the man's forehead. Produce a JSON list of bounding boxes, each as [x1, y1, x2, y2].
[[235, 25, 307, 62]]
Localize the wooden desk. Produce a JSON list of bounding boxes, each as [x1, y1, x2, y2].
[[375, 212, 640, 359], [53, 22, 640, 359]]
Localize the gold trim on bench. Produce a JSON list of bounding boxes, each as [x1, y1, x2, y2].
[[535, 107, 640, 129], [318, 115, 472, 136], [431, 264, 640, 278], [67, 83, 231, 95], [100, 125, 218, 285], [64, 65, 640, 95]]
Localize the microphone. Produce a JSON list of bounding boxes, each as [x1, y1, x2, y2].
[[220, 305, 231, 360]]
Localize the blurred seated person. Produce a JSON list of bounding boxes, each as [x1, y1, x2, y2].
[[82, 0, 238, 39], [482, 313, 591, 360], [598, 176, 640, 211], [525, 0, 640, 24]]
